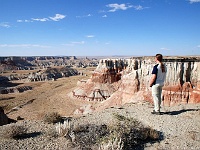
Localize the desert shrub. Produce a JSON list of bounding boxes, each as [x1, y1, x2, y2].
[[98, 114, 160, 149], [0, 124, 27, 139], [44, 117, 73, 139], [72, 124, 109, 149], [43, 112, 62, 124], [54, 114, 161, 149]]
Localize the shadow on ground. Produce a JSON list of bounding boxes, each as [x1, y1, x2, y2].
[[161, 109, 200, 115], [14, 132, 42, 140]]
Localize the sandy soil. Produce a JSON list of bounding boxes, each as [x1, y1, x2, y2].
[[0, 67, 95, 120]]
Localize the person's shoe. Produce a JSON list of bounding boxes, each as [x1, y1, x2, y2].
[[151, 110, 161, 115]]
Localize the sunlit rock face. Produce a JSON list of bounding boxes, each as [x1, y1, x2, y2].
[[72, 56, 200, 109], [122, 57, 200, 106]]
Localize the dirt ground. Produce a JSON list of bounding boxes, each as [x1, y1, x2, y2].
[[0, 67, 95, 120]]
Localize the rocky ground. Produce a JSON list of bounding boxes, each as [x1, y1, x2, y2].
[[0, 101, 200, 150], [0, 67, 200, 150]]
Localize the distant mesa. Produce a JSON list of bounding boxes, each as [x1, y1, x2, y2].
[[0, 56, 99, 95]]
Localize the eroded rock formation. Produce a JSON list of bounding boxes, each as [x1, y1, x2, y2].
[[0, 107, 9, 126], [72, 56, 200, 111], [0, 86, 32, 94]]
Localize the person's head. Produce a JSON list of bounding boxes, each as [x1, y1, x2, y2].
[[155, 54, 165, 72], [155, 54, 163, 63]]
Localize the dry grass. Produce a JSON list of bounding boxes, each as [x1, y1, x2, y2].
[[56, 113, 161, 149], [43, 112, 62, 124], [97, 114, 160, 149]]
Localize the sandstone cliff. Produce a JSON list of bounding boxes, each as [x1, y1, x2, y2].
[[72, 56, 200, 112]]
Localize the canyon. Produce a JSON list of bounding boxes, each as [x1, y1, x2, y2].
[[0, 56, 200, 150], [0, 56, 200, 119], [72, 56, 200, 113]]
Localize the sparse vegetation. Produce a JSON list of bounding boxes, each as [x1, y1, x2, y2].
[[0, 124, 27, 139], [98, 114, 160, 149], [45, 127, 59, 138], [60, 114, 161, 149], [73, 124, 109, 149], [43, 112, 62, 124]]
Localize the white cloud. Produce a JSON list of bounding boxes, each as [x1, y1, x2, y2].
[[106, 3, 133, 12], [49, 14, 66, 21], [86, 35, 95, 38], [25, 20, 32, 22], [197, 45, 200, 48], [71, 41, 85, 44], [17, 14, 66, 23], [0, 44, 50, 48], [102, 15, 107, 18], [32, 18, 49, 22], [62, 43, 74, 46], [133, 5, 149, 10], [17, 20, 23, 22], [63, 41, 85, 46], [76, 14, 92, 18], [189, 0, 200, 3], [0, 22, 10, 28], [17, 19, 32, 23]]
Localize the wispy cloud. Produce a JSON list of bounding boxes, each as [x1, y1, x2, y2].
[[0, 22, 11, 28], [76, 14, 92, 18], [71, 41, 85, 44], [106, 3, 133, 12], [17, 20, 33, 23], [32, 18, 49, 22], [0, 44, 51, 48], [63, 41, 85, 46], [102, 15, 107, 18], [86, 35, 95, 38], [49, 14, 66, 21], [189, 0, 200, 3], [133, 5, 149, 10], [17, 14, 66, 23], [197, 45, 200, 48]]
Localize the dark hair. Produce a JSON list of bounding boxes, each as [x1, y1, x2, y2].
[[156, 54, 165, 72]]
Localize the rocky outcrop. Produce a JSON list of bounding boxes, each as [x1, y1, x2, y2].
[[72, 80, 116, 102], [115, 57, 200, 106], [2, 67, 79, 82], [0, 86, 32, 94], [0, 107, 9, 126], [72, 56, 200, 110], [0, 76, 32, 94], [0, 107, 17, 126]]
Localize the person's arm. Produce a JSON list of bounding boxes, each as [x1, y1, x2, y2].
[[150, 74, 156, 87]]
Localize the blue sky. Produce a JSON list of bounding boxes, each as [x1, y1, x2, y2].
[[0, 0, 200, 56]]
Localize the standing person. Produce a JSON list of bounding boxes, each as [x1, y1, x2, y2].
[[149, 54, 167, 115]]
